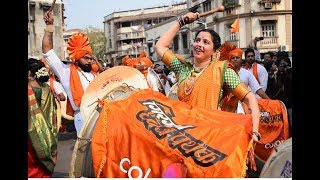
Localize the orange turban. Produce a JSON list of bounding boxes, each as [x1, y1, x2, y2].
[[139, 51, 152, 69], [67, 32, 92, 62], [229, 48, 243, 59]]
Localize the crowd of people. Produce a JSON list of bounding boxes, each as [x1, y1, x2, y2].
[[27, 9, 292, 178]]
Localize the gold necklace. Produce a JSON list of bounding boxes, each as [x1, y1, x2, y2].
[[79, 70, 94, 83], [183, 63, 210, 95]]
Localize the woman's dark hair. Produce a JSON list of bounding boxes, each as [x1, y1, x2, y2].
[[195, 29, 221, 50], [28, 58, 49, 83]]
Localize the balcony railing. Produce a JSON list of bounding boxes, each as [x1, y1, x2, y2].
[[259, 37, 278, 47], [225, 40, 239, 47]]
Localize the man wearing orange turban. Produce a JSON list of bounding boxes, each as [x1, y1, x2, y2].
[[226, 46, 269, 100], [122, 51, 164, 93], [42, 10, 98, 135]]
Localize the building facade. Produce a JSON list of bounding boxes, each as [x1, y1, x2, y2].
[[28, 0, 66, 59], [145, 0, 292, 62], [103, 2, 187, 65]]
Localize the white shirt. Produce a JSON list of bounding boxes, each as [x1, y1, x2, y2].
[[46, 79, 65, 96], [164, 71, 177, 95], [42, 49, 96, 111], [246, 63, 268, 92], [147, 68, 160, 92], [238, 68, 263, 98]]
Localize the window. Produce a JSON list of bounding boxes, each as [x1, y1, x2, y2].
[[261, 21, 276, 37], [203, 0, 211, 12], [260, 20, 277, 45], [173, 36, 179, 52], [109, 39, 112, 48], [121, 22, 131, 27], [182, 33, 188, 49]]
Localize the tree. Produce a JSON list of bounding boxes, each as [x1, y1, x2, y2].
[[222, 0, 237, 8], [84, 26, 106, 60]]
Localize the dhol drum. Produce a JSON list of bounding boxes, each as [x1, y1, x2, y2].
[[149, 68, 165, 95], [166, 82, 178, 100], [260, 138, 292, 178], [69, 66, 149, 178], [246, 99, 291, 178]]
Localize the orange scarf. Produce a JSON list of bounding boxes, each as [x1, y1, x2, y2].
[[178, 60, 247, 110], [246, 62, 260, 84], [69, 64, 84, 106], [49, 76, 56, 95], [177, 60, 225, 110]]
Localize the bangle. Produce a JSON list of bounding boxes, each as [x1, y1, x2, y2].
[[252, 131, 261, 141], [45, 24, 54, 33], [177, 16, 186, 28]]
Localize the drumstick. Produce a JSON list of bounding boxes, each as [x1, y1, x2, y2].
[[199, 5, 225, 17], [184, 5, 225, 24], [48, 0, 56, 12]]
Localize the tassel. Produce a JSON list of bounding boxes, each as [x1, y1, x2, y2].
[[247, 139, 257, 171]]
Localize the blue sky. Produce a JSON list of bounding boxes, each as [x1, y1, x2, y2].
[[64, 0, 185, 30]]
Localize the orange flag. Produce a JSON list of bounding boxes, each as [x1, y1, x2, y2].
[[91, 89, 254, 178], [231, 18, 239, 33]]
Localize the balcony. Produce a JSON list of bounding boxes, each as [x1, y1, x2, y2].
[[258, 37, 278, 47], [118, 44, 132, 51], [117, 33, 145, 41], [117, 27, 133, 34], [225, 40, 239, 47]]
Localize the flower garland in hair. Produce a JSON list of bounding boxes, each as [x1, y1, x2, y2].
[[35, 67, 49, 79]]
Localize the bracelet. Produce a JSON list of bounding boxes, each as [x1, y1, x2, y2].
[[45, 24, 54, 33], [177, 16, 186, 28], [252, 131, 261, 141]]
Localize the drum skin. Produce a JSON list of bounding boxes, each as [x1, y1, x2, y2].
[[69, 66, 149, 178], [80, 66, 149, 123], [167, 82, 178, 100], [260, 138, 292, 178], [148, 68, 165, 95]]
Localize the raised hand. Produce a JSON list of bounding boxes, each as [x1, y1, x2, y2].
[[43, 11, 54, 25]]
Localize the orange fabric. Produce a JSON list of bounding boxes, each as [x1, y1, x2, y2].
[[91, 89, 253, 178], [67, 32, 92, 62], [253, 99, 290, 162], [218, 43, 237, 61], [28, 138, 52, 178], [177, 60, 242, 110], [220, 83, 250, 113], [231, 18, 239, 33], [40, 57, 51, 70], [177, 60, 224, 110], [66, 98, 75, 116], [246, 63, 260, 84], [69, 64, 84, 106], [229, 48, 243, 59], [122, 51, 152, 77], [91, 63, 99, 73], [252, 63, 260, 84], [49, 77, 55, 94]]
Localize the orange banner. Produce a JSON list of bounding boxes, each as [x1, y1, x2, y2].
[[91, 89, 254, 178], [254, 99, 290, 162]]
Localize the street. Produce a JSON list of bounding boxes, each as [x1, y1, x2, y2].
[[52, 131, 77, 178]]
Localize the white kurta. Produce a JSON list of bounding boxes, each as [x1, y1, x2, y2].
[[42, 49, 96, 135]]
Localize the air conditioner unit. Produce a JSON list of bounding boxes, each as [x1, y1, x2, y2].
[[265, 3, 272, 9], [279, 45, 289, 52]]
